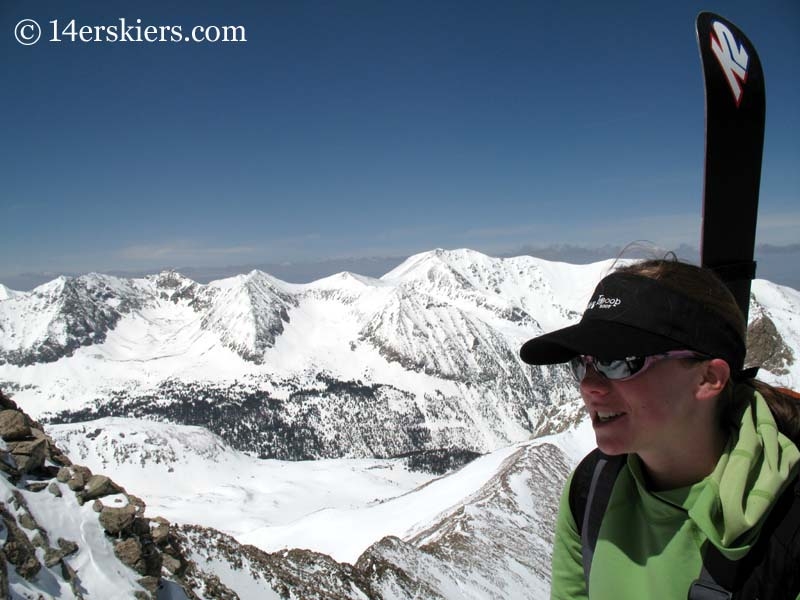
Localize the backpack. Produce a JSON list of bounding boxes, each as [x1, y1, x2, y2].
[[569, 448, 800, 600]]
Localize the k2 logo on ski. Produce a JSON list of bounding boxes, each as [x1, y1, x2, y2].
[[710, 20, 749, 106]]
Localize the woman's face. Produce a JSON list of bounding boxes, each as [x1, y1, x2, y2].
[[579, 356, 705, 459]]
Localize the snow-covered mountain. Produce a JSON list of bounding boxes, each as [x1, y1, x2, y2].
[[0, 284, 18, 301], [1, 250, 798, 465]]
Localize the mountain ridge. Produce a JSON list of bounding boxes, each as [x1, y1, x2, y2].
[[1, 250, 797, 464]]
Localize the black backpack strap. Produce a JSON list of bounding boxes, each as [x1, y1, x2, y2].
[[569, 449, 626, 593], [688, 559, 735, 600]]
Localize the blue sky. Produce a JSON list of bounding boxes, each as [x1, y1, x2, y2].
[[2, 1, 798, 288]]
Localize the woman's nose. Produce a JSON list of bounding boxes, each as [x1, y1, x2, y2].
[[579, 364, 611, 397]]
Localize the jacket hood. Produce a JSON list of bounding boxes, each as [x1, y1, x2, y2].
[[688, 388, 800, 559]]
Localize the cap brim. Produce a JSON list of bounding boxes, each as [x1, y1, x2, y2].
[[519, 320, 686, 365]]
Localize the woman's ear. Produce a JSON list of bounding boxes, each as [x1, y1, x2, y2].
[[696, 358, 731, 401]]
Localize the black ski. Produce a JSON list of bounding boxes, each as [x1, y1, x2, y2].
[[696, 12, 765, 320]]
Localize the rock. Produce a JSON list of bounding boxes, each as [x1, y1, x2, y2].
[[44, 547, 62, 568], [141, 538, 163, 577], [132, 517, 151, 536], [0, 450, 19, 479], [82, 475, 123, 501], [1, 507, 41, 579], [30, 428, 50, 442], [43, 538, 80, 568], [67, 465, 93, 491], [0, 390, 19, 410], [61, 559, 77, 580], [113, 534, 163, 578], [60, 559, 83, 598], [48, 482, 62, 497], [39, 464, 63, 478], [26, 481, 49, 493], [99, 506, 136, 535], [49, 449, 72, 467], [9, 491, 23, 511], [6, 542, 41, 579], [115, 538, 143, 573], [747, 314, 794, 375], [137, 575, 160, 594], [127, 494, 147, 517], [18, 512, 37, 531], [152, 519, 170, 546], [57, 538, 79, 557], [161, 553, 181, 575], [0, 552, 7, 597], [56, 466, 71, 483], [0, 410, 31, 441], [7, 438, 47, 473]]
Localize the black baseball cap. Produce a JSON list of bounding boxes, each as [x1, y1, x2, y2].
[[519, 272, 747, 372]]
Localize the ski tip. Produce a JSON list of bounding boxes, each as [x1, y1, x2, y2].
[[695, 10, 763, 82], [695, 11, 758, 51], [695, 11, 717, 27], [696, 11, 731, 25]]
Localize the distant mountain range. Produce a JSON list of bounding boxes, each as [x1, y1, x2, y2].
[[1, 249, 798, 464], [4, 242, 799, 292]]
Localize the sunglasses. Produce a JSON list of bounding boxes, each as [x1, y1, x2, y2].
[[569, 350, 709, 382]]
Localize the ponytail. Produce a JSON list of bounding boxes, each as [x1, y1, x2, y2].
[[744, 380, 800, 445]]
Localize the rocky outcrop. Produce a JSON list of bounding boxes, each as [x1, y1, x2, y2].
[[0, 390, 190, 599], [747, 314, 794, 375], [174, 526, 370, 599]]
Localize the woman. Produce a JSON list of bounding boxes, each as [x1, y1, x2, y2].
[[519, 258, 800, 599]]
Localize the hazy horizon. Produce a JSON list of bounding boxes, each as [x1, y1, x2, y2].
[[2, 242, 797, 292]]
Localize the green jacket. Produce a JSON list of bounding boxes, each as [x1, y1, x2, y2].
[[550, 390, 800, 599]]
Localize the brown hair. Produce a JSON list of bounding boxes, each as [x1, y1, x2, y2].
[[614, 257, 800, 444]]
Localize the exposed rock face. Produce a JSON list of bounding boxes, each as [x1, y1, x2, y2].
[[0, 275, 144, 366], [747, 314, 794, 375], [83, 474, 124, 501], [358, 443, 568, 599], [0, 410, 32, 440], [99, 505, 137, 535], [6, 437, 48, 474], [1, 503, 41, 579], [175, 526, 372, 599]]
